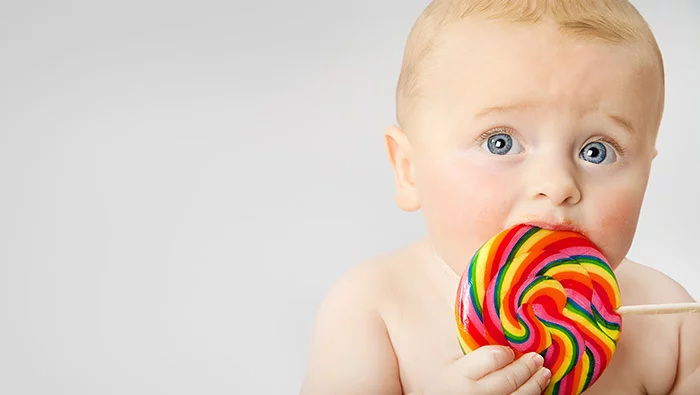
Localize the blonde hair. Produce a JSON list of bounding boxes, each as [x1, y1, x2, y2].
[[395, 0, 665, 131]]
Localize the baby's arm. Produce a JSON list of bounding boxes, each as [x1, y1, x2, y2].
[[300, 264, 403, 395], [670, 293, 700, 394]]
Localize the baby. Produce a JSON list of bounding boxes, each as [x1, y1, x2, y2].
[[301, 1, 700, 394]]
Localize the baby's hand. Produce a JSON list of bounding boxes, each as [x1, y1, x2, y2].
[[418, 346, 551, 395]]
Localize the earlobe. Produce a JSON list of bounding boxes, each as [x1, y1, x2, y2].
[[384, 125, 420, 212]]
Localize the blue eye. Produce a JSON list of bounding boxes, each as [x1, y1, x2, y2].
[[580, 141, 616, 164], [482, 133, 522, 155]]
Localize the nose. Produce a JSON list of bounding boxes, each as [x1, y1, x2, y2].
[[527, 159, 581, 206]]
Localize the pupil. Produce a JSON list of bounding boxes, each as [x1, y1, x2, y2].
[[487, 133, 513, 155], [587, 147, 600, 158]]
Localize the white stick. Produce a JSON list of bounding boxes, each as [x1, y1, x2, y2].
[[616, 302, 700, 316]]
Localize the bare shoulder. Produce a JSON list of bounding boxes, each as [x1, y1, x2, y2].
[[615, 258, 694, 305], [612, 258, 699, 394], [300, 241, 425, 395], [614, 260, 700, 393]]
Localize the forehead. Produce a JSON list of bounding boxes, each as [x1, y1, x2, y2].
[[419, 18, 662, 134]]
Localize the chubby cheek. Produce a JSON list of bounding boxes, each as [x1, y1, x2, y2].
[[414, 156, 517, 268], [587, 184, 646, 269]]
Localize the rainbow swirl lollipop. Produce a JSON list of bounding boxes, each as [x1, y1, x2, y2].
[[455, 224, 622, 395]]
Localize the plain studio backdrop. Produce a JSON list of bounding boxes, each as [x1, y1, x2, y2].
[[1, 0, 698, 394]]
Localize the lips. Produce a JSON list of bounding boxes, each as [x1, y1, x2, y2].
[[522, 221, 580, 233]]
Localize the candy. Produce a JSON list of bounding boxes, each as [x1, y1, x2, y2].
[[455, 224, 622, 395]]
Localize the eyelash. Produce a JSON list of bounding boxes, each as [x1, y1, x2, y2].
[[589, 135, 626, 156], [476, 127, 517, 144], [476, 128, 626, 156]]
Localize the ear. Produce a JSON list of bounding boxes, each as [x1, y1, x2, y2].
[[384, 125, 420, 212]]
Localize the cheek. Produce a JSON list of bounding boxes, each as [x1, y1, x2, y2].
[[599, 197, 640, 234], [589, 185, 646, 268], [414, 157, 517, 263]]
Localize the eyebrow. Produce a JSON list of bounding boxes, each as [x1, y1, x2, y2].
[[607, 113, 635, 135], [474, 101, 540, 119]]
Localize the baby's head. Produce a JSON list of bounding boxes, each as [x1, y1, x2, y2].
[[385, 0, 664, 270]]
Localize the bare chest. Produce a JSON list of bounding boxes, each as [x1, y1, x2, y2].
[[383, 295, 676, 395]]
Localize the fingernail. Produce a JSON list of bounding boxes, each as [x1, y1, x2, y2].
[[533, 353, 544, 367], [542, 368, 551, 380]]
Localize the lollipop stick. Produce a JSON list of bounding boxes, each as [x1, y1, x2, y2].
[[616, 302, 700, 316]]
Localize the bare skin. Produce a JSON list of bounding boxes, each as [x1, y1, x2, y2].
[[301, 240, 699, 394], [301, 18, 700, 395]]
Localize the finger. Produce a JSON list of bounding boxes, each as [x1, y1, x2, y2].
[[478, 352, 545, 393], [455, 346, 515, 380], [511, 367, 551, 395]]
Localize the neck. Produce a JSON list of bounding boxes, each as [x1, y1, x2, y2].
[[428, 240, 463, 282], [425, 240, 463, 311]]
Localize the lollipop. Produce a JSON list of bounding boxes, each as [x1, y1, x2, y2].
[[455, 224, 622, 395]]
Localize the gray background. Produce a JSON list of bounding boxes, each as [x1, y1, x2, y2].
[[1, 1, 697, 394]]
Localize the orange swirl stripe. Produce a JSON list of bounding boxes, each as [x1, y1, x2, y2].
[[455, 224, 622, 395]]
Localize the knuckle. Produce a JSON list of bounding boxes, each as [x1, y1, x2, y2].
[[512, 382, 536, 395], [520, 354, 537, 373], [504, 370, 521, 392]]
